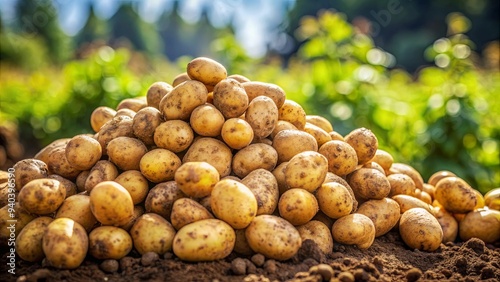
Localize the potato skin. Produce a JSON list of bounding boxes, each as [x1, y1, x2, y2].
[[173, 218, 235, 262], [356, 198, 401, 237], [159, 80, 208, 121], [42, 218, 88, 269], [242, 81, 286, 108], [213, 78, 248, 119], [387, 173, 416, 197], [331, 213, 375, 249], [484, 188, 500, 210], [130, 213, 176, 255], [140, 149, 182, 183], [154, 120, 194, 153], [284, 151, 328, 193], [296, 220, 333, 254], [399, 208, 443, 251], [315, 182, 353, 219], [145, 181, 185, 219], [19, 178, 66, 215], [174, 162, 220, 198], [132, 106, 164, 146], [190, 103, 225, 137], [434, 177, 477, 214], [232, 143, 278, 178], [392, 194, 432, 214], [91, 106, 116, 133], [304, 123, 332, 148], [389, 163, 424, 190], [16, 217, 54, 262], [97, 116, 135, 153], [221, 118, 254, 150], [371, 149, 394, 174], [114, 170, 149, 205], [459, 208, 500, 243], [211, 179, 257, 229], [107, 137, 147, 171], [0, 203, 35, 246], [55, 194, 97, 232], [183, 137, 232, 177], [245, 215, 302, 260], [89, 181, 134, 226], [170, 198, 214, 230], [187, 57, 227, 88], [344, 127, 378, 165], [47, 147, 81, 179], [89, 226, 133, 260], [348, 168, 391, 200], [241, 169, 279, 216], [278, 99, 306, 130], [245, 96, 279, 139], [273, 130, 318, 163], [278, 188, 318, 226], [146, 81, 173, 109], [85, 160, 119, 192], [318, 140, 358, 176], [433, 206, 458, 243], [65, 135, 102, 171], [13, 158, 49, 191]]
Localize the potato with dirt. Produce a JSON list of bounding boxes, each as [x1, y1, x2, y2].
[[459, 208, 500, 243], [84, 160, 119, 192], [278, 188, 319, 226], [484, 188, 500, 210], [392, 194, 432, 214], [154, 120, 194, 153], [241, 169, 279, 215], [356, 198, 401, 237], [433, 206, 458, 243], [140, 148, 182, 183], [348, 168, 391, 200], [15, 217, 53, 262], [305, 115, 334, 133], [55, 194, 97, 232], [272, 129, 318, 163], [212, 78, 249, 118], [284, 151, 328, 193], [245, 214, 302, 260], [232, 143, 278, 178], [399, 207, 443, 251], [221, 118, 254, 150], [387, 173, 416, 197], [96, 115, 135, 153], [318, 140, 358, 176], [159, 80, 208, 121], [344, 127, 378, 165], [190, 103, 225, 137], [18, 178, 66, 215], [433, 176, 477, 214], [47, 146, 81, 179], [331, 213, 375, 249], [428, 170, 456, 187], [389, 163, 424, 190], [132, 106, 164, 146], [170, 198, 214, 230], [130, 213, 176, 255], [245, 96, 279, 139], [296, 220, 334, 254], [107, 137, 148, 171], [173, 218, 235, 261], [303, 122, 332, 148], [146, 81, 173, 109], [371, 149, 394, 174], [117, 97, 147, 112], [315, 182, 354, 219], [0, 202, 35, 246], [278, 99, 307, 130], [13, 158, 49, 191], [90, 106, 116, 133], [242, 81, 286, 108], [174, 161, 220, 198], [187, 57, 227, 90], [88, 226, 133, 260], [89, 181, 134, 226], [42, 218, 88, 269], [114, 170, 150, 205], [145, 181, 185, 219], [183, 137, 233, 177]]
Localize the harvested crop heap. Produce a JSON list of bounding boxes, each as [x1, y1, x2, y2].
[[1, 57, 499, 281]]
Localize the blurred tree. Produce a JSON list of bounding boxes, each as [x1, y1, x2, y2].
[[75, 4, 110, 48]]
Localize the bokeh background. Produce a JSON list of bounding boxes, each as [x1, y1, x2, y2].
[[0, 0, 499, 193]]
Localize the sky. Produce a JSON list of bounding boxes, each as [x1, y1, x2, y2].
[[0, 0, 296, 57]]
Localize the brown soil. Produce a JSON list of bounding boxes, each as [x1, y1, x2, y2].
[[2, 232, 499, 282]]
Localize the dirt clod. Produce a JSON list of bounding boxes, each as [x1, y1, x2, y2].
[[100, 259, 119, 273]]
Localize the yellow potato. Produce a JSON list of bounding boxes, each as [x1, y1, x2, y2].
[[347, 168, 391, 200], [170, 198, 214, 230], [484, 188, 500, 210], [428, 170, 456, 187], [305, 115, 334, 133], [434, 177, 477, 214], [48, 174, 77, 198], [323, 172, 358, 212], [55, 194, 97, 232], [19, 178, 66, 215], [432, 206, 458, 243], [399, 208, 443, 251], [318, 140, 358, 176], [96, 116, 135, 153], [278, 188, 318, 226], [85, 160, 119, 192], [422, 183, 435, 200], [245, 96, 279, 139], [270, 120, 298, 140], [232, 143, 278, 178], [187, 57, 227, 88], [389, 163, 424, 190], [34, 138, 70, 166], [278, 99, 306, 130], [344, 127, 378, 165], [245, 215, 302, 260], [272, 129, 318, 163], [107, 137, 148, 171], [371, 149, 394, 174], [130, 213, 176, 255], [221, 118, 254, 150], [296, 220, 333, 254], [145, 181, 185, 219], [47, 146, 81, 179], [328, 131, 345, 142], [140, 148, 182, 183], [472, 189, 485, 209], [132, 106, 164, 146], [190, 103, 225, 137], [228, 74, 251, 83], [173, 218, 235, 261], [331, 213, 375, 249], [392, 194, 432, 214], [117, 97, 147, 112], [172, 72, 191, 87], [0, 202, 35, 246], [356, 198, 401, 237], [146, 81, 173, 109], [315, 182, 353, 219], [42, 218, 88, 269], [303, 122, 332, 148], [210, 179, 257, 229], [233, 228, 254, 255], [120, 205, 145, 232], [13, 158, 49, 191], [213, 78, 249, 118], [459, 208, 500, 243], [90, 106, 116, 133], [241, 169, 279, 215], [89, 181, 134, 226], [154, 120, 194, 153], [242, 81, 286, 108], [159, 80, 208, 120], [174, 162, 220, 198], [115, 108, 136, 118], [114, 170, 150, 205], [272, 161, 289, 196], [387, 173, 416, 197], [16, 217, 53, 262], [183, 137, 233, 177], [88, 226, 133, 260], [284, 151, 328, 193]]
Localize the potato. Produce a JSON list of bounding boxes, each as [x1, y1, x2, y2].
[[48, 174, 77, 198], [183, 137, 232, 177], [389, 163, 424, 190], [318, 140, 358, 176], [107, 137, 147, 171], [473, 189, 485, 209], [296, 220, 333, 254], [146, 81, 173, 109], [304, 122, 332, 148], [270, 120, 298, 140], [120, 205, 145, 232], [213, 78, 248, 118], [0, 202, 35, 246], [392, 194, 432, 214], [140, 148, 182, 183], [422, 183, 435, 200], [242, 81, 286, 108], [211, 179, 257, 229], [399, 208, 443, 251], [328, 131, 345, 141], [90, 181, 134, 226], [170, 198, 214, 230], [187, 57, 227, 89], [154, 120, 194, 153], [115, 108, 136, 118], [159, 80, 208, 120], [132, 106, 164, 146], [173, 218, 235, 261], [305, 115, 334, 133], [323, 172, 358, 212], [347, 168, 391, 200], [190, 103, 225, 137], [47, 146, 81, 179], [90, 106, 116, 133], [34, 138, 70, 166], [42, 218, 88, 269], [221, 118, 254, 149], [434, 177, 477, 214], [315, 182, 353, 219], [85, 160, 119, 192], [15, 217, 53, 262], [273, 130, 318, 163], [356, 198, 401, 237], [228, 74, 251, 83], [174, 162, 220, 198], [97, 115, 135, 153], [55, 194, 97, 232], [76, 170, 89, 192], [331, 213, 375, 249], [18, 178, 65, 215], [432, 206, 458, 243], [13, 158, 49, 191], [428, 170, 456, 187], [278, 188, 318, 226], [114, 170, 149, 205], [459, 208, 500, 243], [362, 161, 386, 175], [416, 189, 433, 205], [344, 128, 378, 165], [145, 181, 185, 219], [130, 213, 176, 255], [278, 99, 306, 130], [484, 188, 500, 210], [233, 228, 254, 255], [371, 149, 394, 174], [88, 226, 133, 259], [172, 72, 191, 87], [117, 97, 147, 112], [241, 169, 279, 215], [272, 161, 289, 196], [285, 151, 328, 193], [245, 215, 302, 260], [387, 173, 416, 197], [245, 96, 279, 139], [232, 143, 278, 178]]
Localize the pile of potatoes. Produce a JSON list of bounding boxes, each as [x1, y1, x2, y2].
[[1, 57, 499, 270]]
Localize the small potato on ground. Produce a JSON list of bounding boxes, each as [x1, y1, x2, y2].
[[399, 208, 443, 251], [89, 181, 135, 226], [331, 213, 375, 249], [16, 217, 53, 262], [296, 220, 333, 254], [278, 188, 318, 226], [459, 208, 500, 243], [89, 226, 133, 260], [174, 162, 220, 198], [18, 178, 66, 215], [130, 213, 176, 255]]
